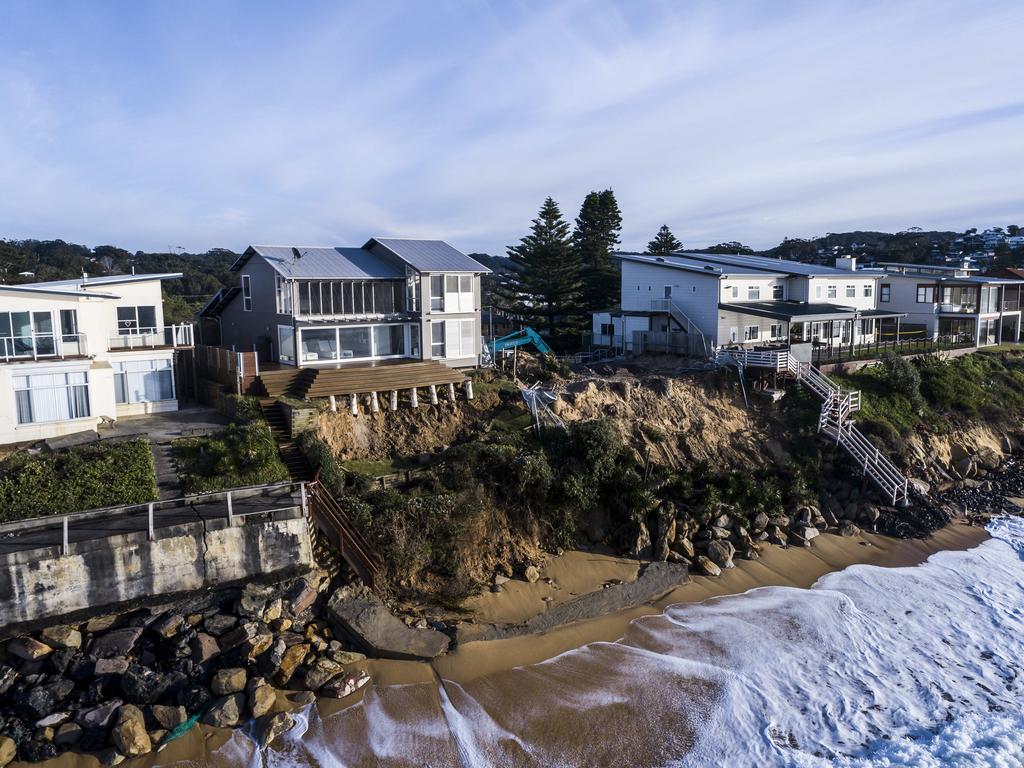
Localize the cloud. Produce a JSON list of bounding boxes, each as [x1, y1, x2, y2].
[[0, 0, 1021, 254]]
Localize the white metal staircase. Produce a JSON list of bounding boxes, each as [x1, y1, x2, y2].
[[650, 298, 710, 357], [716, 349, 908, 506]]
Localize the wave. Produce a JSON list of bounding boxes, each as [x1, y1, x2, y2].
[[198, 517, 1024, 768]]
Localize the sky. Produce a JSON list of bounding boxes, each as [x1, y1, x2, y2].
[[1, 0, 1022, 256]]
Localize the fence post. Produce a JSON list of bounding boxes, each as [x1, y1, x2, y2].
[[62, 517, 69, 556], [300, 482, 308, 515], [148, 502, 155, 541], [227, 491, 234, 525]]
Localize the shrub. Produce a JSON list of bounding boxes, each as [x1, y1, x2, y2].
[[173, 420, 288, 494], [0, 440, 157, 521], [879, 352, 924, 412]]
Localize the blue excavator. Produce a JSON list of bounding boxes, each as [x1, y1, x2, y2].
[[486, 327, 553, 357]]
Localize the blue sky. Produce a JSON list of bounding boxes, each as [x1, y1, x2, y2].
[[1, 0, 1022, 255]]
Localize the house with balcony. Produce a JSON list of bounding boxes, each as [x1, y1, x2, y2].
[[0, 273, 193, 444], [592, 252, 904, 359], [871, 263, 1023, 346], [198, 238, 489, 370]]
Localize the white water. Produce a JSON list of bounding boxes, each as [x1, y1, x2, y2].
[[201, 517, 1024, 767]]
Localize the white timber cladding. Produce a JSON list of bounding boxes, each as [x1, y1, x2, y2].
[[805, 276, 879, 309], [719, 275, 787, 303], [619, 260, 720, 341]]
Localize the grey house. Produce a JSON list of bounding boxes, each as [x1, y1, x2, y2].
[[200, 238, 490, 368]]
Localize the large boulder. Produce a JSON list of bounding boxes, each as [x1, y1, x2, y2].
[[706, 540, 735, 569], [322, 670, 370, 699], [90, 628, 142, 659], [111, 704, 151, 757], [0, 736, 15, 768], [326, 588, 449, 661], [248, 682, 277, 719], [39, 626, 82, 650], [628, 521, 651, 559], [252, 712, 294, 749], [121, 665, 170, 704], [202, 694, 245, 728], [303, 658, 343, 691], [7, 637, 53, 661], [272, 644, 310, 687], [77, 699, 123, 729], [211, 668, 247, 696], [285, 579, 318, 615], [695, 556, 722, 577], [149, 704, 188, 731]]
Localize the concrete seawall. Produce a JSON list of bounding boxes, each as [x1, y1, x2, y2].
[[0, 510, 313, 637]]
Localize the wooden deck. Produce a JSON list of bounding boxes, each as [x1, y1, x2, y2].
[[250, 359, 465, 399]]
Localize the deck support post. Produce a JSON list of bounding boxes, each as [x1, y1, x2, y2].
[[350, 394, 358, 416], [429, 384, 439, 405], [148, 502, 155, 541], [448, 382, 456, 401], [370, 391, 380, 413], [62, 517, 69, 556], [409, 387, 419, 408], [389, 390, 398, 411], [329, 395, 337, 413], [464, 380, 474, 400]]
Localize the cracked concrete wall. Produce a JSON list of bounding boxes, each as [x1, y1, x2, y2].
[[0, 512, 313, 636]]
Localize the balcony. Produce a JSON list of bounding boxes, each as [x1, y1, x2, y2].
[[939, 303, 978, 315], [0, 334, 89, 362], [108, 324, 194, 351]]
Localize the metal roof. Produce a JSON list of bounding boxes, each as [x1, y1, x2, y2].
[[720, 301, 905, 322], [367, 238, 491, 273], [615, 252, 784, 278], [245, 246, 406, 280], [696, 252, 874, 277], [18, 273, 182, 292], [0, 284, 121, 299]]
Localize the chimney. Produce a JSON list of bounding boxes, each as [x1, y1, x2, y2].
[[835, 256, 857, 271]]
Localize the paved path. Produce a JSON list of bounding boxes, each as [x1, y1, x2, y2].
[[150, 442, 182, 500]]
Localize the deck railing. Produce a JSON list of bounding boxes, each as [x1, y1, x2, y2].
[[0, 333, 89, 362], [108, 324, 194, 351]]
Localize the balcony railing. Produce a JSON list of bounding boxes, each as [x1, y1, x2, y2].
[[108, 324, 194, 351], [939, 303, 978, 314], [1, 334, 89, 362]]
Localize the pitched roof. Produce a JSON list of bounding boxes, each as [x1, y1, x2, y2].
[[367, 238, 491, 273], [20, 273, 182, 290], [243, 246, 406, 280], [694, 252, 872, 277], [615, 252, 785, 278]]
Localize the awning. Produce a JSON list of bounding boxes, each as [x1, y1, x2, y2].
[[719, 301, 906, 323]]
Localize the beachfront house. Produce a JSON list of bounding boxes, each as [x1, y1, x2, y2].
[[592, 252, 904, 359], [871, 263, 1023, 346], [0, 273, 193, 444], [199, 238, 490, 369]]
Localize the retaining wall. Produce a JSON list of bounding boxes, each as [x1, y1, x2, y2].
[[0, 511, 313, 637]]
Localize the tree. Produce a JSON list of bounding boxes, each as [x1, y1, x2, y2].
[[573, 189, 622, 313], [993, 241, 1015, 268], [506, 197, 585, 346], [1008, 225, 1021, 237], [646, 225, 682, 256], [705, 241, 754, 255]]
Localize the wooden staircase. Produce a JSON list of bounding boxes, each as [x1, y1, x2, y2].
[[259, 400, 312, 481]]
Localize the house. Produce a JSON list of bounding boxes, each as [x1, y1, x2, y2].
[[592, 252, 903, 358], [0, 273, 193, 444], [871, 262, 1023, 346], [199, 238, 490, 369]]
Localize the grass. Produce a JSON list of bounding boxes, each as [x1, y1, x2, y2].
[[172, 420, 289, 494], [341, 457, 420, 477]]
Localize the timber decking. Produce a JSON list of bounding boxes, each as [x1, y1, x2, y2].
[[251, 360, 465, 400]]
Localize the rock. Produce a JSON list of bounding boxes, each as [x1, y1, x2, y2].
[[743, 548, 760, 561], [328, 650, 367, 666], [150, 704, 188, 731], [219, 622, 259, 653], [245, 629, 275, 661], [524, 565, 541, 583], [322, 670, 370, 699], [253, 711, 294, 749], [695, 556, 722, 577], [629, 521, 651, 558], [288, 690, 316, 707], [85, 615, 119, 634], [94, 657, 130, 676], [16, 679, 74, 720], [190, 632, 220, 665], [202, 614, 237, 637], [838, 522, 861, 537], [285, 580, 318, 615], [303, 657, 343, 690], [39, 625, 82, 650], [90, 628, 143, 659], [326, 588, 450, 661], [706, 540, 735, 569], [257, 638, 287, 678], [671, 535, 695, 559], [768, 525, 788, 546], [802, 526, 820, 542], [77, 699, 123, 729], [35, 711, 70, 728], [96, 747, 125, 766], [712, 513, 732, 530], [150, 613, 183, 639], [751, 512, 770, 533], [211, 668, 247, 696], [272, 644, 310, 687], [0, 666, 19, 696], [0, 737, 14, 768], [263, 598, 283, 624], [202, 694, 245, 728], [7, 637, 53, 661], [54, 722, 82, 747], [177, 685, 211, 714], [249, 684, 277, 718], [111, 704, 151, 757], [17, 740, 58, 763], [236, 584, 274, 620], [708, 526, 731, 540], [860, 506, 881, 525], [121, 665, 170, 704]]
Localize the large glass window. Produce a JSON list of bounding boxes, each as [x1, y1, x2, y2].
[[117, 306, 158, 334], [241, 275, 252, 311], [0, 311, 56, 358], [59, 309, 78, 341], [301, 328, 339, 361], [372, 325, 405, 357], [431, 322, 445, 358], [880, 284, 891, 303], [430, 275, 444, 311], [916, 285, 936, 303], [278, 325, 295, 363], [772, 285, 784, 300], [114, 359, 174, 404], [338, 327, 373, 359], [13, 371, 91, 424], [747, 286, 760, 301], [275, 274, 293, 314], [442, 319, 477, 358]]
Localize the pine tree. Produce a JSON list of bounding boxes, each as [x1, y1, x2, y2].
[[573, 189, 623, 313], [506, 197, 584, 346], [646, 225, 683, 255]]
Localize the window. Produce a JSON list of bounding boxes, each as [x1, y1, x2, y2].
[[845, 285, 856, 298], [59, 310, 78, 342], [338, 327, 373, 358], [372, 325, 406, 357], [827, 285, 837, 299], [880, 284, 891, 303], [599, 323, 615, 336], [815, 285, 823, 299], [916, 285, 935, 303], [772, 285, 784, 300], [241, 275, 252, 312], [430, 275, 444, 311], [440, 275, 474, 312], [747, 286, 760, 301], [0, 311, 56, 358], [729, 327, 738, 343], [860, 318, 875, 336], [301, 328, 339, 361], [275, 275, 292, 314], [117, 306, 157, 334], [14, 371, 90, 424], [743, 325, 759, 341], [114, 359, 174, 404], [864, 284, 873, 298], [730, 286, 738, 299], [441, 319, 476, 358], [770, 323, 783, 339], [278, 325, 295, 363], [431, 322, 445, 358]]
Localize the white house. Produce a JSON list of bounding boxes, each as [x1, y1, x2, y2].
[[593, 252, 903, 358], [0, 273, 193, 445]]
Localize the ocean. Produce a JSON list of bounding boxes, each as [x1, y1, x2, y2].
[[186, 517, 1024, 767]]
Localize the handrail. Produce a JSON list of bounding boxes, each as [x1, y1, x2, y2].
[[305, 478, 382, 591], [108, 323, 194, 350], [651, 298, 710, 357]]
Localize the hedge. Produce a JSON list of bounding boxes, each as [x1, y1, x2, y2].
[[0, 440, 158, 522]]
